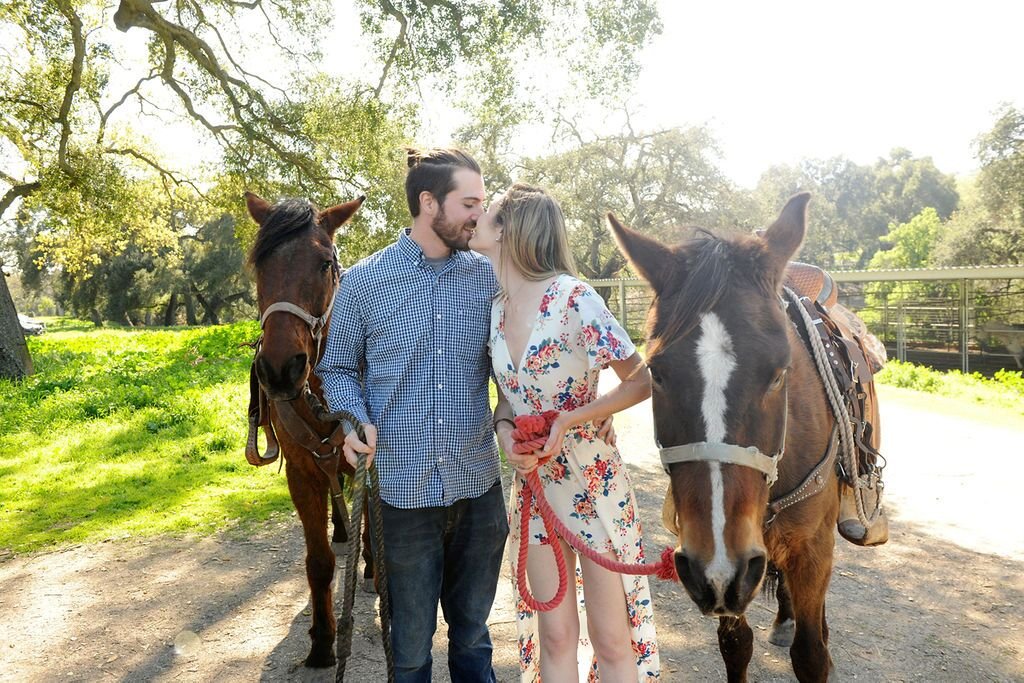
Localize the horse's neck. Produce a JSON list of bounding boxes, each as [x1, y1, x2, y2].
[[781, 327, 834, 472]]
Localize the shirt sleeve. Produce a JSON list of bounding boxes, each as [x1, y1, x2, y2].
[[315, 272, 371, 424], [569, 282, 637, 370]]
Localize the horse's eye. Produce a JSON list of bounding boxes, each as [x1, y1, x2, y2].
[[320, 260, 332, 273], [647, 363, 662, 385], [769, 368, 788, 391]]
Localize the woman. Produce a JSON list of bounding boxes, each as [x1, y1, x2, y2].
[[469, 183, 659, 682]]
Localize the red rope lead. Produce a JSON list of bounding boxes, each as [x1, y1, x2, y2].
[[511, 413, 679, 613]]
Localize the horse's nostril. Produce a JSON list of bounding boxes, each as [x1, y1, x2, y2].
[[254, 355, 271, 386], [255, 353, 309, 400], [675, 551, 715, 612], [728, 552, 768, 611], [746, 553, 767, 584], [285, 353, 308, 385]]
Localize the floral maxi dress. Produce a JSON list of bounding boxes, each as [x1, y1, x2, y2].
[[490, 274, 660, 682]]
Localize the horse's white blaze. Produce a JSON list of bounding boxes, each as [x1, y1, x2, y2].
[[697, 313, 736, 595], [696, 313, 735, 443], [706, 461, 732, 592]]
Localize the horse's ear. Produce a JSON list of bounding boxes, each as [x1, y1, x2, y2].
[[321, 195, 366, 236], [608, 213, 676, 293], [761, 192, 810, 283], [245, 191, 271, 225]]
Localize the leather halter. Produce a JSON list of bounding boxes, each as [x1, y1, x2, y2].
[[258, 245, 341, 358], [256, 244, 348, 497], [659, 383, 788, 487]]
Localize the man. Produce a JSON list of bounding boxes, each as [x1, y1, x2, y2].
[[317, 148, 515, 682]]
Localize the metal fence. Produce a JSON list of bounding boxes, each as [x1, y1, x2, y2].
[[589, 265, 1024, 374]]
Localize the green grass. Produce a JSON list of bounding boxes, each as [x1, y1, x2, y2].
[[2, 321, 1020, 556], [875, 360, 1024, 423], [0, 320, 295, 555]]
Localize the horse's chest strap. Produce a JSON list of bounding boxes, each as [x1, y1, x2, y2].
[[765, 422, 839, 528]]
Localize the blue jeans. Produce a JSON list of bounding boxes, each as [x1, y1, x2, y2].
[[381, 480, 508, 683]]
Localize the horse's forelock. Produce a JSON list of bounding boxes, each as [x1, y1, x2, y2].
[[248, 198, 319, 268], [649, 231, 776, 358]]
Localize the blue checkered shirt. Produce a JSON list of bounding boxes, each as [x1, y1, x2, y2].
[[316, 229, 501, 508]]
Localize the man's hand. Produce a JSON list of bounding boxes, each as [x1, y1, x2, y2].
[[343, 423, 377, 469]]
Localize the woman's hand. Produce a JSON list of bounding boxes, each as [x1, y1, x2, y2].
[[498, 422, 540, 476], [537, 411, 575, 462], [508, 451, 541, 477], [595, 415, 617, 447]]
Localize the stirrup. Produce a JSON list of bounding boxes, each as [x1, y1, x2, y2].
[[837, 479, 888, 546], [245, 418, 280, 467]]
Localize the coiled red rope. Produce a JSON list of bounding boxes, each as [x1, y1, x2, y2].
[[511, 412, 678, 612]]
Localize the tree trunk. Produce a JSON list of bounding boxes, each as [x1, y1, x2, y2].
[[0, 270, 33, 379], [164, 291, 178, 326], [90, 308, 103, 327], [184, 286, 197, 325], [195, 290, 221, 325]]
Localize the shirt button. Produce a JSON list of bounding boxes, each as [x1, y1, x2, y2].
[[436, 314, 442, 319], [437, 383, 443, 390], [437, 349, 443, 355], [437, 418, 443, 424]]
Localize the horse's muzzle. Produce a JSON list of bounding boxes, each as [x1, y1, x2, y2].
[[255, 352, 308, 402], [675, 550, 767, 617]]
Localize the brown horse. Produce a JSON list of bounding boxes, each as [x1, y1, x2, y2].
[[610, 193, 841, 682], [245, 192, 368, 668]]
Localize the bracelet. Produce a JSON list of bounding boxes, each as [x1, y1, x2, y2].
[[493, 417, 516, 431]]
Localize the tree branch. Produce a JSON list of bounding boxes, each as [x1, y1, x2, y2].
[[105, 147, 207, 197], [97, 71, 160, 144], [374, 0, 410, 98], [0, 181, 42, 221], [55, 0, 86, 176]]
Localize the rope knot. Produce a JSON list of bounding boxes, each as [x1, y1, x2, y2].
[[511, 410, 559, 458]]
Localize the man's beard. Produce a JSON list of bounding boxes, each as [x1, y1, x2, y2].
[[431, 205, 475, 252]]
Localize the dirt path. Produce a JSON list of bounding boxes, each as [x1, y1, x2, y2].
[[1, 385, 1022, 682]]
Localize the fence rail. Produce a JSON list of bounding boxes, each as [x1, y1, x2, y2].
[[587, 265, 1024, 374]]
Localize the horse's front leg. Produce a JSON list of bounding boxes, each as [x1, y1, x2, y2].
[[286, 462, 336, 668], [784, 530, 835, 682], [718, 614, 754, 683], [769, 569, 796, 647]]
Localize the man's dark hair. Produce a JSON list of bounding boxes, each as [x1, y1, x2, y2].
[[405, 148, 481, 217]]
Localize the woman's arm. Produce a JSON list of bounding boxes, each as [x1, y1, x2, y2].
[[494, 381, 540, 472], [536, 351, 651, 459]]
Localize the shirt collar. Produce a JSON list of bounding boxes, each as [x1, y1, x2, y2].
[[397, 228, 468, 271]]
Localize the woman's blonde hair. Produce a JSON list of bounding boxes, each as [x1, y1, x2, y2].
[[495, 183, 577, 289]]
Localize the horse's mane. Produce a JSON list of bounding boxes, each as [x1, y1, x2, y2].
[[648, 230, 776, 357], [248, 199, 318, 268]]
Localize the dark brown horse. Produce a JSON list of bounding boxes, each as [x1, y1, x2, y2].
[[245, 192, 368, 668], [610, 194, 841, 682]]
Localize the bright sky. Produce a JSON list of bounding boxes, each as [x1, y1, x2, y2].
[[13, 1, 1019, 193], [334, 0, 1024, 189], [622, 1, 1024, 187]]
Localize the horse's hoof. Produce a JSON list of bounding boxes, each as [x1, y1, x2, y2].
[[361, 576, 377, 594], [768, 618, 795, 647], [303, 650, 336, 669]]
